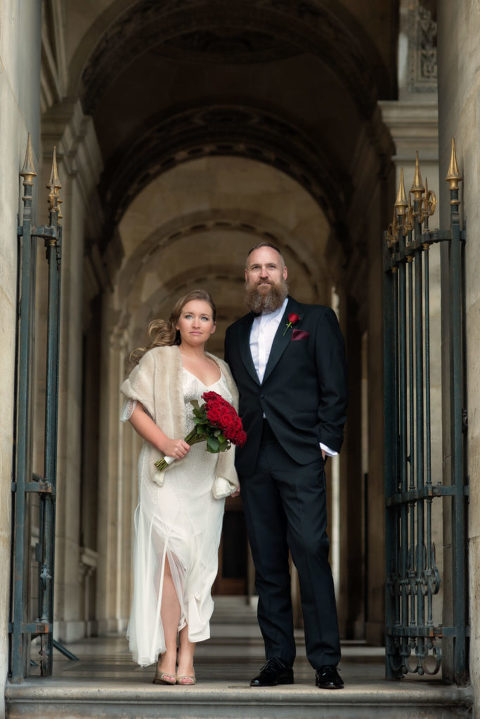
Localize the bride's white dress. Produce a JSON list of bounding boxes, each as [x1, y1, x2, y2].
[[123, 368, 231, 666]]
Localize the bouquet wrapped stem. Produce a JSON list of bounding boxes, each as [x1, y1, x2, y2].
[[154, 391, 246, 472]]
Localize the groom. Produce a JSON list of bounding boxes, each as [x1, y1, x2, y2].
[[224, 242, 347, 690]]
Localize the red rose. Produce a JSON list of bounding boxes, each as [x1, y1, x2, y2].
[[202, 391, 246, 447], [283, 312, 301, 336]]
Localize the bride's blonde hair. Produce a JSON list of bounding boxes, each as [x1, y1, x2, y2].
[[130, 289, 217, 364]]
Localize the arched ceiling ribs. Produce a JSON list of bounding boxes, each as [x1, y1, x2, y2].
[[99, 102, 352, 255], [79, 0, 393, 116], [117, 210, 322, 304]]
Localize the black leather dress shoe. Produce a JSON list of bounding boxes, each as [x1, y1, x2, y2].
[[315, 665, 344, 689], [250, 658, 294, 687]]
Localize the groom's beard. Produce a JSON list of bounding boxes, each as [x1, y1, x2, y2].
[[245, 278, 288, 314]]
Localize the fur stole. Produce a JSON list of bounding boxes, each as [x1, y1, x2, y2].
[[120, 345, 239, 497]]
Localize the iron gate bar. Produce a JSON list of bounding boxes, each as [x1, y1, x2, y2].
[[446, 141, 467, 684], [386, 485, 467, 506], [36, 147, 62, 673], [11, 136, 37, 682], [9, 139, 64, 681], [393, 185, 406, 675], [383, 142, 468, 682]]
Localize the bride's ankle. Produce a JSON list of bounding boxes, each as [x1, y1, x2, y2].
[[177, 657, 195, 674], [157, 651, 176, 672]]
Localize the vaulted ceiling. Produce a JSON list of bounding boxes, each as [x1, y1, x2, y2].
[[64, 0, 397, 253]]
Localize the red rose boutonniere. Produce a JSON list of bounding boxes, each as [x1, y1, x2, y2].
[[283, 312, 301, 336]]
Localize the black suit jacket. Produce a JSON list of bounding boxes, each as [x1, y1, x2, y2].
[[224, 297, 347, 476]]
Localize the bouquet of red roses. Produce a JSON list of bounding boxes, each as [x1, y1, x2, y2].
[[154, 390, 246, 472]]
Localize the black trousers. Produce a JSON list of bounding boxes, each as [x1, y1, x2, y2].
[[240, 421, 341, 669]]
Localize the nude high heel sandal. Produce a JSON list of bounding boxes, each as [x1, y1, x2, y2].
[[153, 669, 176, 685], [176, 674, 196, 685]]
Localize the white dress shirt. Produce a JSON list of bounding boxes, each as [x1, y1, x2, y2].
[[249, 298, 336, 457], [249, 298, 288, 384]]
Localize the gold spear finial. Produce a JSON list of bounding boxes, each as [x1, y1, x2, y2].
[[446, 137, 462, 189], [395, 168, 408, 216], [47, 146, 61, 191], [20, 134, 37, 184], [47, 147, 62, 214], [410, 151, 424, 200]]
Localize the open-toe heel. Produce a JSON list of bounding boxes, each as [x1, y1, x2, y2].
[[176, 674, 196, 685], [153, 670, 176, 685]]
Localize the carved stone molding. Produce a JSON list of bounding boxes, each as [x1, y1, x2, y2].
[[406, 0, 438, 93], [41, 0, 68, 113]]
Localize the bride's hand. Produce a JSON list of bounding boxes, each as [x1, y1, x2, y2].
[[159, 438, 190, 459]]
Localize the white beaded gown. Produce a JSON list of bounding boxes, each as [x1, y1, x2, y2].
[[122, 368, 233, 667]]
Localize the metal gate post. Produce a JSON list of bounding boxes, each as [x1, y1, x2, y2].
[[37, 149, 63, 675], [445, 143, 467, 683]]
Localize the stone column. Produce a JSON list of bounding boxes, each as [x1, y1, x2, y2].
[[380, 98, 444, 636], [437, 0, 480, 700], [40, 100, 103, 642], [339, 295, 364, 639], [344, 112, 396, 645], [0, 0, 41, 711], [366, 0, 442, 649], [96, 321, 132, 635]]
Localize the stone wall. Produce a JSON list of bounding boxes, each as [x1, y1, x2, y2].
[[437, 0, 480, 705], [0, 0, 41, 713]]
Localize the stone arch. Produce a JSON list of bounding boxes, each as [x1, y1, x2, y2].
[[107, 154, 333, 347], [97, 103, 352, 255], [95, 154, 341, 627], [59, 0, 395, 646]]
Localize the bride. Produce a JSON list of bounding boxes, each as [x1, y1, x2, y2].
[[121, 289, 239, 685]]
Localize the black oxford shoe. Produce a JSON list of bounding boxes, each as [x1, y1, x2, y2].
[[315, 665, 344, 689], [250, 658, 294, 687]]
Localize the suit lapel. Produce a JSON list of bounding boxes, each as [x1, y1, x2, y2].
[[262, 298, 298, 384], [238, 313, 260, 385]]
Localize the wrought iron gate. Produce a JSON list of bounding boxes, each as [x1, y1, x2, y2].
[[9, 137, 64, 680], [383, 140, 468, 683]]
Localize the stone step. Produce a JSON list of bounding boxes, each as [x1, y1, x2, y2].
[[5, 679, 473, 719], [5, 600, 473, 718]]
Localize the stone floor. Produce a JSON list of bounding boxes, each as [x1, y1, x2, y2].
[[30, 596, 431, 685], [6, 598, 473, 718]]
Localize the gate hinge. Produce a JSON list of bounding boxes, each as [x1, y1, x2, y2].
[[23, 622, 51, 634], [462, 408, 468, 432], [8, 622, 51, 635], [32, 226, 57, 242], [26, 480, 54, 495], [11, 482, 16, 493]]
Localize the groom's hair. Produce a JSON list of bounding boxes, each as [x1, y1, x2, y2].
[[246, 242, 286, 267]]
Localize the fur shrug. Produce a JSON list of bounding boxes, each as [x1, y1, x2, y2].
[[120, 344, 240, 497]]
